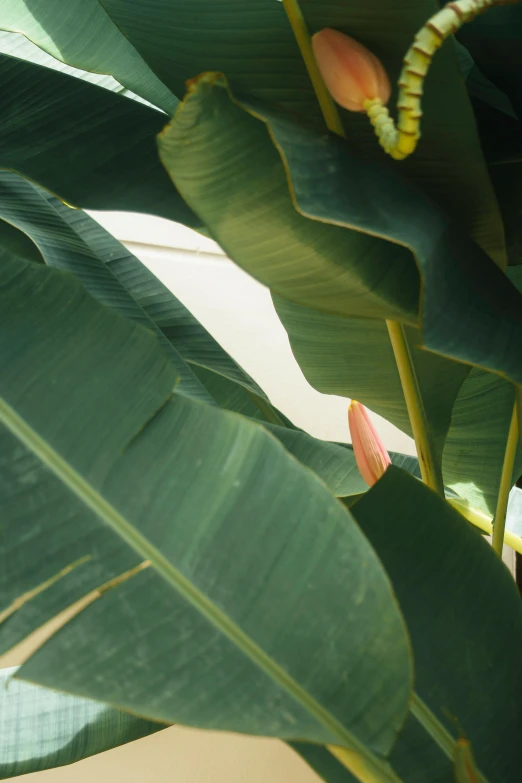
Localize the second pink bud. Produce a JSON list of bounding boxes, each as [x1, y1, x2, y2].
[[348, 401, 391, 487]]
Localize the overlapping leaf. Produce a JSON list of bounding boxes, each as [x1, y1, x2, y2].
[[0, 1, 176, 112], [90, 0, 505, 264], [0, 251, 412, 764], [273, 296, 469, 471], [0, 171, 211, 403], [0, 54, 196, 226], [159, 75, 522, 382], [0, 171, 366, 496], [353, 468, 522, 782]]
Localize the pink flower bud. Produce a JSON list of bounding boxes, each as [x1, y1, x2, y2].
[[312, 28, 391, 112], [348, 401, 391, 487]]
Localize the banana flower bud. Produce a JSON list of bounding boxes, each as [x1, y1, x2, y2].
[[311, 28, 391, 112], [348, 401, 391, 486]]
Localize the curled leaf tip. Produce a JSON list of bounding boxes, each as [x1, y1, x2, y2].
[[348, 401, 391, 487], [312, 28, 391, 112]]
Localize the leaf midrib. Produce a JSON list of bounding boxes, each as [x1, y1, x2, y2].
[[0, 396, 399, 781]]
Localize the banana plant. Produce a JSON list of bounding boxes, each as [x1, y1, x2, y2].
[[2, 1, 522, 781]]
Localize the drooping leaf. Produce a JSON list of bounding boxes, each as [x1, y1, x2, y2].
[[0, 171, 212, 404], [0, 251, 412, 763], [0, 667, 162, 778], [97, 0, 504, 265], [0, 54, 197, 226], [0, 1, 176, 112], [159, 75, 522, 382], [45, 192, 264, 400], [350, 467, 522, 783], [0, 171, 369, 497], [161, 74, 419, 323], [273, 295, 469, 471]]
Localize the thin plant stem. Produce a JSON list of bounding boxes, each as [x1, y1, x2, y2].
[[281, 0, 344, 136], [386, 322, 443, 496], [492, 399, 519, 556], [282, 0, 443, 497]]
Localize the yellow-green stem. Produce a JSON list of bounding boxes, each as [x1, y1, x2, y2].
[[281, 0, 344, 136], [492, 400, 519, 556], [282, 0, 443, 500], [386, 322, 443, 496]]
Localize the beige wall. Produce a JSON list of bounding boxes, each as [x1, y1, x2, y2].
[[21, 728, 323, 783], [15, 213, 417, 782]]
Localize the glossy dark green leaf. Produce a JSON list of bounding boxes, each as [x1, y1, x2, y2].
[[159, 75, 522, 383], [0, 252, 412, 762], [453, 38, 517, 120], [350, 467, 522, 783], [0, 667, 162, 778], [458, 3, 522, 121], [99, 0, 504, 264], [0, 171, 211, 403], [489, 160, 522, 266], [0, 54, 197, 226]]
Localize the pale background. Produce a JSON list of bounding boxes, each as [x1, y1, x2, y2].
[[16, 211, 415, 782]]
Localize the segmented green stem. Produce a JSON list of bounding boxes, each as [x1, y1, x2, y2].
[[367, 0, 498, 160], [492, 400, 519, 556]]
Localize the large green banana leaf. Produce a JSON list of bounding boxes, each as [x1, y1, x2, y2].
[[272, 296, 469, 472], [0, 171, 366, 497], [353, 468, 522, 783], [68, 0, 504, 265], [0, 31, 146, 105], [0, 171, 211, 404], [0, 251, 412, 765], [159, 76, 522, 384], [161, 75, 419, 323], [0, 668, 162, 778], [0, 54, 196, 226], [0, 1, 176, 113], [293, 468, 522, 783], [275, 294, 522, 514]]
